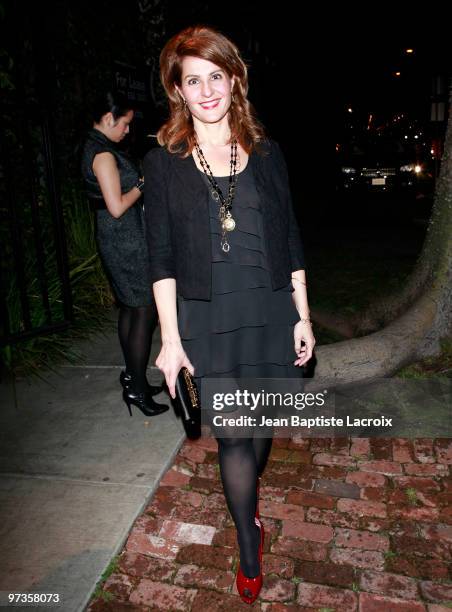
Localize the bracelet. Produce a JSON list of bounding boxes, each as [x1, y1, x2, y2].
[[291, 276, 307, 287], [135, 179, 145, 193], [299, 317, 311, 325]]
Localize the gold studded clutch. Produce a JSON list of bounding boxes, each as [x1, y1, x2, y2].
[[175, 367, 201, 439]]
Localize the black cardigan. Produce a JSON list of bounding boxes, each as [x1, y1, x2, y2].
[[143, 139, 306, 300]]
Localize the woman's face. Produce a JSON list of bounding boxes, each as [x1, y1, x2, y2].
[[104, 110, 134, 142], [176, 56, 235, 125]]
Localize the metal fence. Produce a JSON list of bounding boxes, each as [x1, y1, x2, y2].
[[0, 102, 73, 349]]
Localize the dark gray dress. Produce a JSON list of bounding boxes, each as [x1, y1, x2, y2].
[[81, 128, 152, 307], [177, 162, 302, 385]]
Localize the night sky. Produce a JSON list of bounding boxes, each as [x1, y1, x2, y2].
[[157, 2, 450, 187], [4, 1, 450, 195], [163, 4, 450, 113]]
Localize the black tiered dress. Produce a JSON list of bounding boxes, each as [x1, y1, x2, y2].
[[177, 161, 302, 387]]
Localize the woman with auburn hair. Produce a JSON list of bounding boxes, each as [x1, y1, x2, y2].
[[144, 25, 315, 604]]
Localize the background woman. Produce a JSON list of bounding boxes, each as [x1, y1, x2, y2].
[[144, 27, 315, 603], [81, 92, 167, 417]]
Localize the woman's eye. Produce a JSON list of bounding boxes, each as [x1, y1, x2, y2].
[[188, 79, 198, 86], [212, 73, 222, 80]]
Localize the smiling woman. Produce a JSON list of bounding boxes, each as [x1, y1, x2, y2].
[[144, 25, 315, 605], [178, 62, 231, 115], [157, 27, 265, 157], [176, 57, 243, 177]]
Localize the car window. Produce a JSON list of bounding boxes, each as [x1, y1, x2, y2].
[[341, 138, 414, 158]]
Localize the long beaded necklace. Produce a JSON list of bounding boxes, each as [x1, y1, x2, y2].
[[194, 138, 239, 253]]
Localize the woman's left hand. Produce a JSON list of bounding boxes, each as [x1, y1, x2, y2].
[[293, 320, 316, 367]]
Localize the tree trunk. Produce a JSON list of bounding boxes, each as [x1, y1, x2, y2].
[[312, 92, 452, 383]]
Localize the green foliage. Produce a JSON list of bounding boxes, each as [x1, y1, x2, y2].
[[0, 0, 167, 378], [92, 589, 114, 603], [0, 49, 14, 90], [99, 556, 119, 582], [1, 180, 113, 377], [0, 2, 14, 92], [89, 538, 120, 603], [383, 550, 398, 559], [405, 487, 419, 506], [395, 337, 452, 378]]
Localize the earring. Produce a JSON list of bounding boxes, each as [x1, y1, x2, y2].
[[231, 91, 235, 103]]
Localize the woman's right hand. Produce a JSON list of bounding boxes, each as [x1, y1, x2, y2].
[[155, 340, 195, 399]]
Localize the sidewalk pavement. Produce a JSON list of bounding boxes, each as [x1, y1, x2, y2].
[[0, 317, 185, 612], [87, 435, 452, 611]]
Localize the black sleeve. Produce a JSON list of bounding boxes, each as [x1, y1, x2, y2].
[[143, 147, 176, 283], [272, 141, 307, 271]]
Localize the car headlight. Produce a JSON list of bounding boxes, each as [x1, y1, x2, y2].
[[400, 163, 423, 173], [341, 167, 356, 175]]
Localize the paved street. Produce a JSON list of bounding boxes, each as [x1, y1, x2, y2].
[[0, 322, 184, 612], [88, 435, 452, 611]]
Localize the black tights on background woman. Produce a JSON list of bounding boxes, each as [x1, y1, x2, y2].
[[81, 92, 167, 417], [118, 303, 157, 393]]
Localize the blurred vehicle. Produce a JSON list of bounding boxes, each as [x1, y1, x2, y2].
[[336, 134, 434, 196]]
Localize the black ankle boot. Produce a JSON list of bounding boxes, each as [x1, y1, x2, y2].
[[122, 389, 169, 417], [120, 371, 164, 396], [119, 371, 131, 389]]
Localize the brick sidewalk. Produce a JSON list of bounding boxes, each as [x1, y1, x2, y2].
[[88, 436, 452, 611]]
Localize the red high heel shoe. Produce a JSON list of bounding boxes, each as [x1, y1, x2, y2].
[[236, 520, 264, 605]]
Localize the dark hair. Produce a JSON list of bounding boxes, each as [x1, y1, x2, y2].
[[91, 91, 133, 123]]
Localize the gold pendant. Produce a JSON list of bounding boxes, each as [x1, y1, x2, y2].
[[222, 213, 236, 232]]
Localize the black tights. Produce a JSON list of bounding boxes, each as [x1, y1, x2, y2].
[[117, 303, 158, 393], [217, 436, 273, 577]]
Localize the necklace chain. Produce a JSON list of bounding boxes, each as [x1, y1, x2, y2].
[[194, 138, 239, 253]]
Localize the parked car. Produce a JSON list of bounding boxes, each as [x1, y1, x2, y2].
[[336, 135, 434, 196]]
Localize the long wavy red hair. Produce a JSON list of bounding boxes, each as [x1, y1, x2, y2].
[[157, 25, 267, 156]]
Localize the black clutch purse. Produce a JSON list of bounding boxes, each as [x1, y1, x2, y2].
[[174, 367, 201, 439]]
